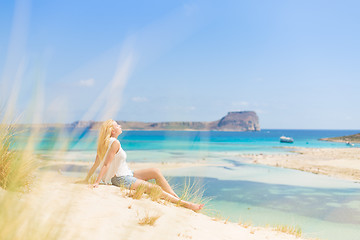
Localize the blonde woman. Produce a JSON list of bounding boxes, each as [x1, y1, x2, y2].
[[82, 119, 204, 211]]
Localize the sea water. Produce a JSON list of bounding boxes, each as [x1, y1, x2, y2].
[[14, 129, 360, 240]]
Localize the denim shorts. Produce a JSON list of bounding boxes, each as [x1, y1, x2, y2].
[[111, 175, 137, 189]]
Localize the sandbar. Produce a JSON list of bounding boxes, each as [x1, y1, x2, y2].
[[241, 147, 360, 181]]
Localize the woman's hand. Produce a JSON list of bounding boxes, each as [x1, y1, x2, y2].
[[91, 182, 99, 189]]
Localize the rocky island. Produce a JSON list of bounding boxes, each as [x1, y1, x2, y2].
[[24, 111, 260, 132]]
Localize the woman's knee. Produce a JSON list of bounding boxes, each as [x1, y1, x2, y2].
[[151, 168, 161, 177]]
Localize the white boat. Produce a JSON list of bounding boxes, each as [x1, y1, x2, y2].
[[280, 136, 294, 143]]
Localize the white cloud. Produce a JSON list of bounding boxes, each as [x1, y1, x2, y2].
[[131, 96, 148, 102], [78, 78, 95, 87]]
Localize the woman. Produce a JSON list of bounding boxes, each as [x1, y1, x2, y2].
[[81, 119, 204, 211]]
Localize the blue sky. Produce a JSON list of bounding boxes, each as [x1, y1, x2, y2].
[[0, 0, 359, 129]]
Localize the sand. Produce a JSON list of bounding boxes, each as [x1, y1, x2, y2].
[[241, 147, 360, 181], [18, 147, 360, 239], [15, 171, 307, 240]]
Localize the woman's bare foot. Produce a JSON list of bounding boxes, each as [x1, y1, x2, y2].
[[188, 203, 205, 211]]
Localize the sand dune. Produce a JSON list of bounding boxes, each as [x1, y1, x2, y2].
[[18, 171, 307, 240]]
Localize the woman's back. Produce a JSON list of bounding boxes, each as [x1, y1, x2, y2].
[[100, 137, 132, 184]]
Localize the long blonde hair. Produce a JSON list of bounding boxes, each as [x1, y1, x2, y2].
[[97, 119, 115, 161]]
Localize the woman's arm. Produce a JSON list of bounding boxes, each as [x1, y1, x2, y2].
[[84, 154, 101, 182], [75, 155, 101, 184], [92, 140, 120, 188]]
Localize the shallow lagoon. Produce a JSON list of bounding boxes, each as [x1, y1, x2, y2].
[[163, 160, 360, 240]]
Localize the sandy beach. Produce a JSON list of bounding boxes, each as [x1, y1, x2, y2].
[[5, 171, 307, 240], [5, 146, 357, 240], [241, 147, 360, 181]]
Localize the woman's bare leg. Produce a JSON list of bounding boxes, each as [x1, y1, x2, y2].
[[130, 179, 204, 211], [133, 168, 179, 198]]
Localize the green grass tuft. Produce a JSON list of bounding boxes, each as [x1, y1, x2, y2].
[[0, 124, 37, 191], [0, 121, 65, 240], [147, 184, 163, 202], [176, 177, 211, 210], [129, 183, 147, 200]]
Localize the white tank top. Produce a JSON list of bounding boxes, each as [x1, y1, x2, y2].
[[100, 137, 133, 184]]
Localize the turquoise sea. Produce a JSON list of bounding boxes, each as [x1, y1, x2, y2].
[[15, 129, 360, 240]]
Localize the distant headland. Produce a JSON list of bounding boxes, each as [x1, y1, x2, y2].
[[320, 133, 360, 143], [24, 111, 260, 132]]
